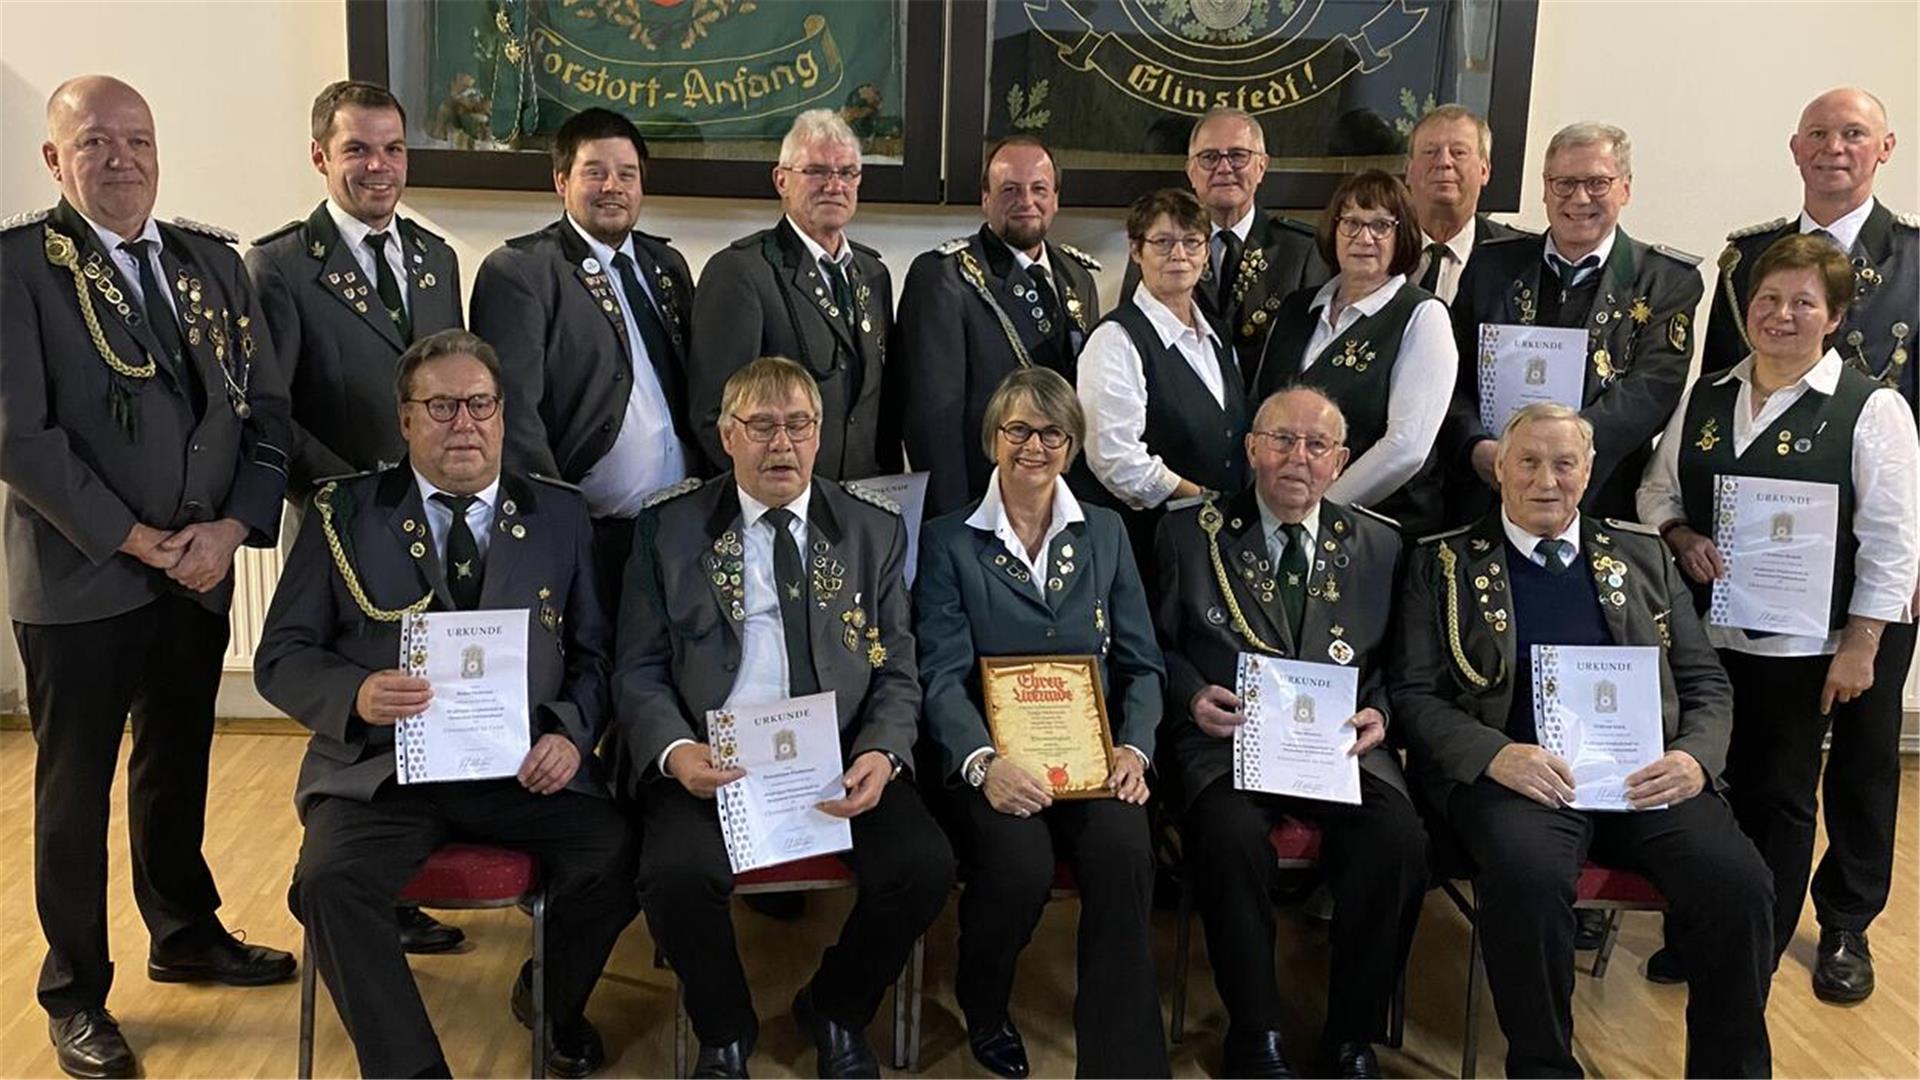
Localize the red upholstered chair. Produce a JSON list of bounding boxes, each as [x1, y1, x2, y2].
[[666, 855, 926, 1078], [297, 843, 547, 1079]]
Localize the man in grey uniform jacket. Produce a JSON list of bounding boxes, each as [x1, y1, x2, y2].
[[0, 75, 296, 1080]]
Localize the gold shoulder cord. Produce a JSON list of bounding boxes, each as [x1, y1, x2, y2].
[[1434, 544, 1493, 688], [44, 227, 155, 379], [955, 249, 1034, 368], [315, 482, 431, 622], [1198, 497, 1280, 655], [1718, 246, 1752, 353]]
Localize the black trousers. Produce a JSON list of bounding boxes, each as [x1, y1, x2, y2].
[[1449, 779, 1772, 1079], [1721, 620, 1916, 959], [635, 779, 954, 1048], [289, 780, 637, 1079], [17, 595, 231, 1017], [954, 790, 1169, 1078], [1184, 772, 1427, 1047]]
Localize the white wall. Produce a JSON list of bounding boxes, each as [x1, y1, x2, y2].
[[2, 0, 1917, 723]]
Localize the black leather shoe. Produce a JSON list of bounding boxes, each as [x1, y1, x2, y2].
[[793, 986, 879, 1078], [1573, 908, 1608, 950], [692, 1041, 750, 1079], [1331, 1041, 1381, 1079], [1643, 946, 1688, 985], [966, 1018, 1029, 1079], [1814, 928, 1874, 1003], [50, 1008, 136, 1080], [148, 931, 295, 986], [1222, 1028, 1298, 1079], [509, 962, 607, 1077], [397, 906, 465, 954]]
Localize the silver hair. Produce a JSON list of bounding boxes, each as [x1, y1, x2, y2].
[[1189, 106, 1266, 155], [778, 108, 861, 168], [1498, 402, 1595, 453], [1545, 121, 1632, 178], [1409, 103, 1492, 162]]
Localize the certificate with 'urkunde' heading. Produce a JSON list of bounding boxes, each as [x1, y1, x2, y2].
[[1530, 644, 1663, 811], [1477, 323, 1588, 436], [709, 692, 852, 873], [1709, 474, 1839, 638], [397, 610, 532, 785], [1232, 653, 1361, 805]]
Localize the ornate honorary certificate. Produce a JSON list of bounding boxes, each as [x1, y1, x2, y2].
[[1530, 645, 1663, 811], [1476, 323, 1588, 437], [1232, 653, 1361, 805], [980, 656, 1115, 799], [396, 610, 532, 785], [709, 692, 852, 873], [1709, 475, 1840, 638]]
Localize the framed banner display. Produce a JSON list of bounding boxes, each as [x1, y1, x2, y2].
[[945, 0, 1539, 209], [347, 0, 946, 201]]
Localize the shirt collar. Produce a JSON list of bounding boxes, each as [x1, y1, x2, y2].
[[1712, 348, 1844, 395], [1255, 494, 1321, 550], [1130, 282, 1222, 349], [998, 231, 1052, 277], [412, 469, 501, 513], [326, 197, 399, 252], [1500, 508, 1581, 557], [786, 215, 850, 266], [1309, 274, 1407, 320], [1426, 215, 1477, 265], [1216, 203, 1259, 244], [1799, 196, 1875, 255], [738, 483, 815, 533], [1543, 227, 1617, 276], [965, 467, 1085, 536], [79, 208, 159, 253], [566, 213, 636, 268]]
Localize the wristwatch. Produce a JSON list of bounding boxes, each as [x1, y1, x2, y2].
[[963, 749, 998, 788], [883, 750, 906, 781]]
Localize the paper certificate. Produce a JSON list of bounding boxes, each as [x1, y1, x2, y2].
[[1477, 323, 1588, 436], [396, 610, 532, 785], [981, 656, 1115, 799], [1232, 653, 1361, 805], [1530, 645, 1663, 811], [1709, 475, 1840, 638], [844, 472, 930, 586], [709, 692, 852, 873]]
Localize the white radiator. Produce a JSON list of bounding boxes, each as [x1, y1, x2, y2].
[[224, 545, 284, 671]]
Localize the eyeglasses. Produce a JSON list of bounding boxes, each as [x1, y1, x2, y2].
[[1251, 430, 1340, 459], [781, 164, 863, 185], [1545, 174, 1620, 199], [1189, 148, 1261, 172], [999, 422, 1072, 450], [731, 414, 820, 443], [406, 394, 500, 422], [1140, 234, 1207, 257], [1335, 216, 1399, 241]]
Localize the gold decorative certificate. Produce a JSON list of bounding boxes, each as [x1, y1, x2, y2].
[[980, 656, 1114, 799]]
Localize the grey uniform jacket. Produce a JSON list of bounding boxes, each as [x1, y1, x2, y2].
[[471, 218, 697, 485], [1703, 202, 1917, 414], [689, 219, 899, 481], [913, 499, 1164, 781], [245, 203, 463, 500], [1389, 512, 1731, 813], [894, 225, 1103, 518], [0, 199, 291, 625], [610, 475, 919, 796], [254, 465, 610, 817], [1153, 490, 1409, 808]]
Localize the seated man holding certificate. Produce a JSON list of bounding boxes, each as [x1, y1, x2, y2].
[[257, 329, 636, 1079], [1638, 233, 1919, 1000], [914, 367, 1168, 1079], [1153, 386, 1426, 1080], [1392, 402, 1774, 1078], [612, 356, 954, 1080]]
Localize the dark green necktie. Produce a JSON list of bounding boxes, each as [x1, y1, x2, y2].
[[1278, 522, 1308, 641], [1217, 229, 1244, 309], [1418, 241, 1448, 292], [763, 507, 819, 696], [1535, 537, 1573, 574], [822, 258, 856, 330], [121, 239, 203, 417], [432, 493, 482, 609], [365, 231, 411, 342], [612, 251, 686, 416]]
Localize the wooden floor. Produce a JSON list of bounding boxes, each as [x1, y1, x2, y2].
[[0, 730, 1914, 1079]]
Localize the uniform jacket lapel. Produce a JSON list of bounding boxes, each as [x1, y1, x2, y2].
[[1042, 520, 1089, 617], [1459, 514, 1515, 710], [1217, 490, 1293, 655], [156, 232, 224, 411], [776, 219, 858, 358], [397, 217, 458, 335], [1297, 504, 1355, 666], [1580, 518, 1635, 647], [379, 467, 456, 610], [804, 489, 855, 684], [973, 525, 1053, 617], [553, 219, 633, 361], [476, 475, 533, 609], [52, 200, 182, 387], [977, 225, 1057, 355], [306, 204, 407, 352]]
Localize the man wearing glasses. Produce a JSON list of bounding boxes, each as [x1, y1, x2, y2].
[[1124, 107, 1328, 382], [1154, 388, 1427, 1080], [690, 110, 901, 482], [611, 357, 953, 1079], [1446, 122, 1705, 524], [260, 329, 636, 1079]]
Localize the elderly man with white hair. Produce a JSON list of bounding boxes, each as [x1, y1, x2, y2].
[[689, 108, 900, 482]]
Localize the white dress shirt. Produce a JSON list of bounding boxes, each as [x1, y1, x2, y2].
[[1637, 350, 1919, 656], [1078, 285, 1229, 510], [1501, 510, 1582, 569], [326, 198, 410, 310], [1255, 497, 1321, 572], [788, 214, 853, 269], [79, 211, 179, 322], [1799, 196, 1876, 255], [1295, 274, 1458, 510], [1416, 216, 1477, 303], [566, 214, 688, 518], [1543, 227, 1618, 285], [414, 470, 499, 566], [996, 231, 1054, 280], [965, 468, 1085, 599]]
